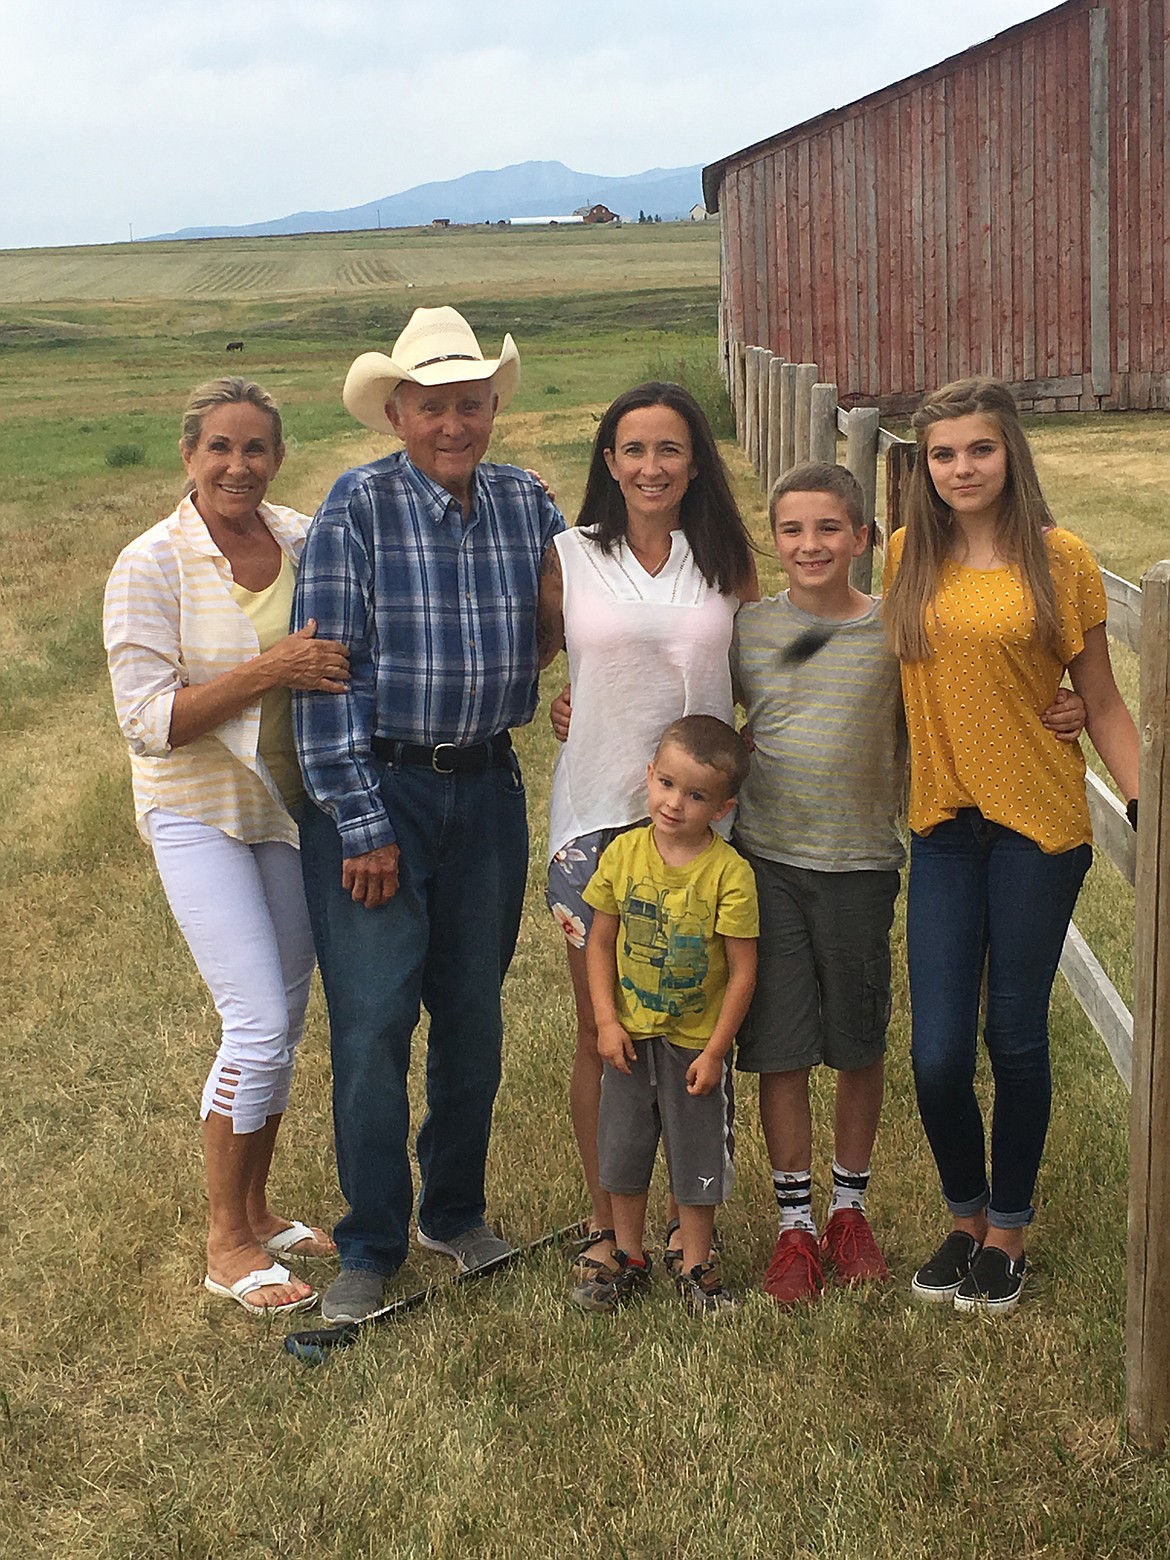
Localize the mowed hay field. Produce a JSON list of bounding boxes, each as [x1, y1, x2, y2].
[[2, 226, 1170, 1559], [0, 221, 721, 305]]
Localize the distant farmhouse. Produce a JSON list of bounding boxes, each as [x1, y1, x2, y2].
[[508, 205, 619, 227], [689, 203, 711, 222], [703, 0, 1169, 412]]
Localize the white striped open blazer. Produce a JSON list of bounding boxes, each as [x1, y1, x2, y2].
[[103, 496, 311, 846]]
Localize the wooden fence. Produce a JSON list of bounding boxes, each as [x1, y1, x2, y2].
[[728, 343, 911, 592], [727, 340, 1170, 1449]]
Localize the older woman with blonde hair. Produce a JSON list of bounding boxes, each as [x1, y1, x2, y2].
[[104, 377, 348, 1315]]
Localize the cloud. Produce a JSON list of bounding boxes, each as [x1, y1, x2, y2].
[[0, 0, 1064, 248]]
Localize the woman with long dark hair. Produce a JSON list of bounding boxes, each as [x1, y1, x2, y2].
[[537, 381, 757, 1292]]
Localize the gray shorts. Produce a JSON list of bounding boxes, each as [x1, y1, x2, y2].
[[736, 855, 899, 1075], [546, 822, 645, 948], [598, 1037, 735, 1206]]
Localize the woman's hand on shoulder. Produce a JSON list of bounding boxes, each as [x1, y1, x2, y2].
[[263, 620, 349, 692], [1042, 686, 1086, 743], [739, 550, 762, 604], [549, 682, 572, 742], [526, 468, 556, 504]]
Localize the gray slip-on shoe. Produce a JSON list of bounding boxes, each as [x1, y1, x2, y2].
[[416, 1223, 514, 1273], [321, 1268, 392, 1325]]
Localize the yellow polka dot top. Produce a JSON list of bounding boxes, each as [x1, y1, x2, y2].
[[883, 527, 1106, 853]]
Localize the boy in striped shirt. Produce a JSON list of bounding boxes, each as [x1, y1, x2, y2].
[[731, 464, 904, 1303], [731, 464, 1084, 1304]]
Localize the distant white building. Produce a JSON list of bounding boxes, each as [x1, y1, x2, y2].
[[690, 203, 711, 222], [507, 214, 585, 226]]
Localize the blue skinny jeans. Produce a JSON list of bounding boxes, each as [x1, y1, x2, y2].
[[906, 810, 1090, 1230]]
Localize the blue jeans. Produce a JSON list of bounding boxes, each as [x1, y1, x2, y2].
[[907, 811, 1090, 1230], [300, 750, 528, 1275]]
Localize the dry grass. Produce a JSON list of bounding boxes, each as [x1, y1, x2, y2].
[[1, 263, 1169, 1556], [0, 222, 720, 306]]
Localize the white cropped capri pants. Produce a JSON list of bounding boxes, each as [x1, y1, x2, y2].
[[148, 809, 316, 1135]]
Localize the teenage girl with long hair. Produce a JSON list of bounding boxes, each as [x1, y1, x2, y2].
[[883, 377, 1139, 1314]]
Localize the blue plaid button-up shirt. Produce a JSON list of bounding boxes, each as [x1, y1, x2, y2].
[[293, 451, 564, 856]]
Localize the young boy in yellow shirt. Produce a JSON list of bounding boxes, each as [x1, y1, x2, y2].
[[575, 715, 758, 1317]]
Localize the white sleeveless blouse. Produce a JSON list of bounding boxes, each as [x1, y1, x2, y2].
[[547, 525, 738, 862]]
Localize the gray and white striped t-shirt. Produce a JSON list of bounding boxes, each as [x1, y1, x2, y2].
[[731, 593, 906, 872]]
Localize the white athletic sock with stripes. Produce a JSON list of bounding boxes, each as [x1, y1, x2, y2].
[[828, 1160, 871, 1218], [773, 1168, 816, 1234]]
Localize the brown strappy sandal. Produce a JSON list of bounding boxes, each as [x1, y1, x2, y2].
[[567, 1227, 617, 1285]]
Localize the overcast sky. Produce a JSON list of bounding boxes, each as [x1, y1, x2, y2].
[[1, 0, 1064, 251]]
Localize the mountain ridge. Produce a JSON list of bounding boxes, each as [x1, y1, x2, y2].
[[149, 160, 705, 240]]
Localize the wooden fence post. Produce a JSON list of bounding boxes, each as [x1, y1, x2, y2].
[[846, 406, 881, 591], [745, 348, 761, 467], [732, 343, 747, 444], [809, 383, 838, 465], [766, 357, 785, 495], [885, 440, 917, 537], [779, 362, 797, 474], [1126, 560, 1170, 1449], [757, 350, 773, 490], [793, 364, 818, 465]]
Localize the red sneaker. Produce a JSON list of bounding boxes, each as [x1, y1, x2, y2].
[[763, 1228, 824, 1305], [820, 1208, 889, 1284]]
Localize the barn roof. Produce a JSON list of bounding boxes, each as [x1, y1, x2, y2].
[[701, 0, 1083, 212]]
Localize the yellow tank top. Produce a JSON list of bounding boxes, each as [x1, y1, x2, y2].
[[230, 553, 305, 810], [884, 527, 1106, 853]]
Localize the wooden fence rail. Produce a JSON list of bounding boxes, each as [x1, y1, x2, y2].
[[726, 340, 1170, 1450]]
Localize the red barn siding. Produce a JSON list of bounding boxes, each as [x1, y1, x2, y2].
[[706, 0, 1170, 412]]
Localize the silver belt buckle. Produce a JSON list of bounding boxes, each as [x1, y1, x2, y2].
[[431, 743, 458, 773]]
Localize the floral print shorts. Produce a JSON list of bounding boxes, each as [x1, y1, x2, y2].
[[545, 822, 644, 949]]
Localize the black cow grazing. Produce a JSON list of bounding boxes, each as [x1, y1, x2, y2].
[[225, 340, 244, 352]]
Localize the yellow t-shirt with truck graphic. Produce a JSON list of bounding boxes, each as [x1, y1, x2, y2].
[[584, 825, 759, 1049]]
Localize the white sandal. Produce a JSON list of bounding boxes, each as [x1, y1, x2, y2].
[[203, 1261, 317, 1316], [262, 1220, 334, 1258]]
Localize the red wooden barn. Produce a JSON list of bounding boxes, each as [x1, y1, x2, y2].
[[703, 0, 1170, 413]]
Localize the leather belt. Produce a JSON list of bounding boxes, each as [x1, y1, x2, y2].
[[371, 731, 513, 774]]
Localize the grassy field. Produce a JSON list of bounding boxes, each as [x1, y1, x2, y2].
[[0, 221, 720, 307], [2, 227, 1169, 1558]]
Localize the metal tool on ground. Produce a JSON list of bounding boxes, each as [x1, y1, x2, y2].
[[283, 1220, 587, 1365]]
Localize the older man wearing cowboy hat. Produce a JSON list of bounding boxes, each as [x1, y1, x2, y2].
[[293, 306, 565, 1324]]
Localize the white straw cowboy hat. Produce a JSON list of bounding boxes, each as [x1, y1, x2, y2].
[[343, 306, 521, 434]]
